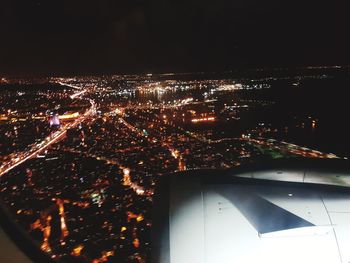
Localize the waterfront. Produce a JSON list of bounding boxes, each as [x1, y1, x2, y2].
[[0, 68, 349, 262]]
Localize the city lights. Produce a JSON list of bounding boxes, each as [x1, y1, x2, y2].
[[0, 71, 347, 262]]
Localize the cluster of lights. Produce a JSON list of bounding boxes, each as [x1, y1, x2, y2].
[[191, 117, 215, 123], [58, 112, 80, 120]]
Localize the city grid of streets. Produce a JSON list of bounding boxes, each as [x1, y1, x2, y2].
[[0, 75, 342, 262]]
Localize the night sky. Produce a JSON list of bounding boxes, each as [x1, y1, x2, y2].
[[0, 0, 348, 75]]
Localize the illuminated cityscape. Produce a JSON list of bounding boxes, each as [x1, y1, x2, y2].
[[0, 0, 349, 260], [0, 68, 349, 262]]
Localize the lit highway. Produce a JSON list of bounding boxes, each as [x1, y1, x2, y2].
[[1, 73, 347, 262], [0, 89, 95, 177]]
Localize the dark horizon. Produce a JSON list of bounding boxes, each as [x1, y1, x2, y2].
[[0, 0, 349, 76], [1, 64, 349, 80]]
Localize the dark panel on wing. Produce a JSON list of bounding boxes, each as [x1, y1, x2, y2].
[[221, 189, 315, 234]]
